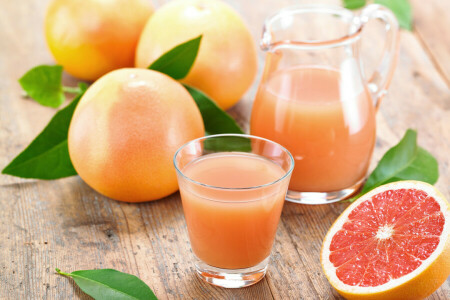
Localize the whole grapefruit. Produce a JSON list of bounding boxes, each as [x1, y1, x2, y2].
[[135, 0, 258, 110], [45, 0, 153, 81], [321, 181, 450, 300], [68, 68, 205, 202]]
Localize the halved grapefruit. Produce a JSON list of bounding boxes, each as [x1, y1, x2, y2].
[[321, 181, 450, 300]]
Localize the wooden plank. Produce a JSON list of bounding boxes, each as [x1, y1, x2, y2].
[[411, 0, 450, 85], [374, 31, 450, 198], [0, 179, 276, 299]]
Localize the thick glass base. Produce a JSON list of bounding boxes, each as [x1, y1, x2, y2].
[[194, 256, 269, 288], [285, 178, 364, 205]]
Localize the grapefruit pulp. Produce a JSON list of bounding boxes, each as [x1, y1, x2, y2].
[[321, 181, 450, 300]]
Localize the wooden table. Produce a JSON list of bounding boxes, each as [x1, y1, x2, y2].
[[1, 0, 449, 299]]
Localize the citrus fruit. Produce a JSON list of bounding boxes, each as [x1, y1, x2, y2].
[[68, 68, 205, 202], [321, 181, 450, 300], [135, 0, 258, 110], [45, 0, 153, 81]]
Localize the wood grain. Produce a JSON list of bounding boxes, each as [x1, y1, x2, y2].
[[0, 0, 449, 299], [411, 0, 450, 86]]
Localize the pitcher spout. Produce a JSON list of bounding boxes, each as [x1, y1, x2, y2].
[[260, 4, 362, 51]]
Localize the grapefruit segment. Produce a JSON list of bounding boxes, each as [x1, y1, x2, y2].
[[321, 181, 450, 300]]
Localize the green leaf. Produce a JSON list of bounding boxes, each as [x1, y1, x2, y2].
[[63, 82, 88, 95], [350, 129, 438, 201], [148, 35, 202, 80], [2, 93, 84, 179], [375, 0, 412, 30], [183, 85, 250, 151], [56, 268, 157, 300], [183, 84, 244, 135], [78, 82, 89, 93], [19, 65, 65, 108], [203, 135, 252, 153], [343, 0, 366, 9]]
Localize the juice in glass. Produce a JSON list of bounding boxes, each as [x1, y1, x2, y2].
[[174, 134, 293, 288], [181, 152, 285, 269], [251, 66, 376, 193]]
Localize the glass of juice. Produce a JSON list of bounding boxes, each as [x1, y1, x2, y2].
[[174, 134, 294, 288], [251, 4, 399, 204]]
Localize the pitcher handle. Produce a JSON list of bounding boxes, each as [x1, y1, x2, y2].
[[358, 4, 400, 109]]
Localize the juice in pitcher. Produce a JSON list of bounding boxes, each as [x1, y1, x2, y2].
[[252, 4, 399, 203], [251, 66, 376, 195]]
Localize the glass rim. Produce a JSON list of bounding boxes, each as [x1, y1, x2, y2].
[[173, 134, 294, 191], [261, 4, 363, 51]]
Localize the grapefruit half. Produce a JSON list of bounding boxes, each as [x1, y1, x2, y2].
[[321, 181, 450, 300]]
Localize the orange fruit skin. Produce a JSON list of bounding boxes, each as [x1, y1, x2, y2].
[[321, 181, 450, 300], [45, 0, 153, 81], [68, 68, 205, 202], [135, 0, 258, 110]]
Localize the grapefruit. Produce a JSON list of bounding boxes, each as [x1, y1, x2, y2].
[[68, 68, 205, 202], [135, 0, 258, 110], [45, 0, 153, 81], [321, 181, 450, 300]]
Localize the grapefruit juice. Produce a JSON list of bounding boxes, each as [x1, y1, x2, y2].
[[179, 152, 288, 269], [251, 66, 376, 192]]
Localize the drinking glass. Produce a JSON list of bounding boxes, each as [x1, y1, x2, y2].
[[174, 134, 294, 288], [250, 4, 399, 204]]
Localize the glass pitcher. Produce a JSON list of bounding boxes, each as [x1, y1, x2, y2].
[[250, 4, 399, 204]]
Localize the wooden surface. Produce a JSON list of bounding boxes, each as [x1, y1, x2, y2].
[[1, 0, 449, 299]]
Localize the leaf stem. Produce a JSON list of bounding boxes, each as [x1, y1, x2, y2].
[[62, 86, 81, 94], [55, 268, 71, 277]]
